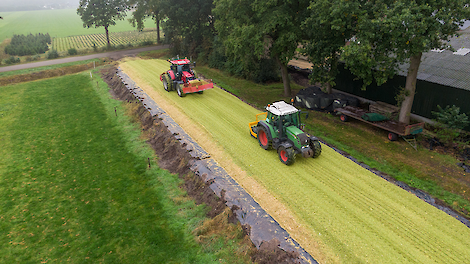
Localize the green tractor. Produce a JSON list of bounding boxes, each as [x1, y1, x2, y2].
[[249, 101, 322, 165]]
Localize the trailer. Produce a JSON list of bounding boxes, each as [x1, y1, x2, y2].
[[335, 105, 424, 150]]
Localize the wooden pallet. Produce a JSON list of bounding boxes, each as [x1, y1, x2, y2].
[[369, 101, 399, 119]]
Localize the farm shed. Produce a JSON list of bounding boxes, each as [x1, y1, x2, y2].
[[334, 27, 470, 122]]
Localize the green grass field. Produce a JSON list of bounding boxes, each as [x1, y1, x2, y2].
[[121, 59, 470, 263], [0, 9, 156, 43], [0, 71, 252, 263]]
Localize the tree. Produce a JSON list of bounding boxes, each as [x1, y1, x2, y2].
[[302, 0, 359, 94], [128, 0, 162, 43], [77, 0, 128, 48], [160, 0, 214, 56], [341, 0, 470, 124], [214, 0, 309, 97]]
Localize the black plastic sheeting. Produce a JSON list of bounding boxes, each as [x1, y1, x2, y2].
[[115, 68, 318, 264]]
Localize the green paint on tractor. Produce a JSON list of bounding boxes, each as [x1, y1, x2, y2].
[[249, 101, 321, 165]]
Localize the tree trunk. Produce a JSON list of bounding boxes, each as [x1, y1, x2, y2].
[[275, 56, 291, 97], [105, 26, 110, 48], [156, 16, 160, 43], [398, 53, 422, 124], [324, 55, 338, 94]]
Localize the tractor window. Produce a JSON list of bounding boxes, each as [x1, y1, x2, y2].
[[177, 65, 183, 73], [267, 112, 278, 124], [182, 64, 190, 72], [282, 114, 298, 127]]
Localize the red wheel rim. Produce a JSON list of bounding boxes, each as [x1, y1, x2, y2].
[[280, 149, 288, 162], [388, 133, 393, 140], [340, 115, 346, 121], [259, 130, 268, 146]]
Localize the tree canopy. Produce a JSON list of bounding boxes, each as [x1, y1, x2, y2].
[[214, 0, 309, 96], [77, 0, 128, 48], [302, 0, 359, 94], [128, 0, 162, 43], [160, 0, 214, 56]]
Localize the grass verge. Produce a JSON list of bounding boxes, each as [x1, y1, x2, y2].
[[0, 71, 253, 263]]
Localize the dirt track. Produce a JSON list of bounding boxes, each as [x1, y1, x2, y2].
[[0, 45, 169, 73]]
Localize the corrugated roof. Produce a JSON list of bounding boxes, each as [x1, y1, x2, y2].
[[398, 30, 470, 91]]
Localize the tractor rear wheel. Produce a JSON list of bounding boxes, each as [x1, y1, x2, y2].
[[278, 146, 295, 165], [162, 75, 170, 92], [176, 83, 186, 97], [310, 140, 322, 158], [257, 126, 272, 150]]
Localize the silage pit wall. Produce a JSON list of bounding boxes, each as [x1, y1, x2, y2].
[[114, 68, 318, 264]]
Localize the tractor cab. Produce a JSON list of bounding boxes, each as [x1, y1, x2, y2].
[[266, 101, 304, 137], [169, 59, 196, 82]]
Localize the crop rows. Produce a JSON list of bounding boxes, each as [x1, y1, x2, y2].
[[51, 30, 157, 52], [120, 59, 470, 264]]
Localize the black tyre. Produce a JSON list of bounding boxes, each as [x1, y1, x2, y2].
[[257, 126, 272, 150], [278, 146, 295, 165], [197, 90, 204, 94], [167, 74, 174, 90], [310, 140, 322, 158], [388, 132, 398, 141], [340, 114, 348, 122], [176, 83, 186, 97], [162, 75, 170, 92]]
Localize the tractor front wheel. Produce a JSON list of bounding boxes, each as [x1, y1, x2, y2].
[[278, 146, 295, 165], [162, 75, 170, 92], [257, 127, 272, 150], [340, 114, 348, 122], [310, 140, 322, 158], [176, 83, 186, 97]]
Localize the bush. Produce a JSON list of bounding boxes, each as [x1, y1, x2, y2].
[[4, 33, 51, 56], [46, 49, 59, 59], [432, 105, 469, 130], [68, 48, 78, 55], [3, 56, 20, 65], [117, 44, 126, 50], [432, 105, 470, 146], [140, 40, 154, 46]]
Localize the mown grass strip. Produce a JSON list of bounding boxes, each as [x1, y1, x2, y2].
[[197, 66, 470, 217], [0, 71, 250, 263], [121, 58, 470, 264]]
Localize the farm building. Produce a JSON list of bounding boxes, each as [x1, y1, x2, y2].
[[334, 26, 470, 121]]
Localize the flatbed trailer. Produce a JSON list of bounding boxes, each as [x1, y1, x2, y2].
[[335, 106, 424, 149]]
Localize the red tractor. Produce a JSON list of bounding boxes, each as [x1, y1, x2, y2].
[[159, 58, 214, 97]]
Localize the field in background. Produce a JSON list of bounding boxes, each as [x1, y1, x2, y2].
[[52, 30, 158, 52], [120, 58, 470, 264], [0, 9, 156, 43]]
